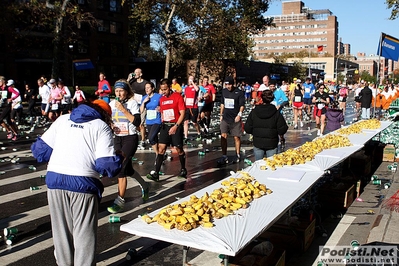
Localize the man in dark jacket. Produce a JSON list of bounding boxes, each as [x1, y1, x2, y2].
[[244, 90, 288, 161], [359, 82, 372, 119]]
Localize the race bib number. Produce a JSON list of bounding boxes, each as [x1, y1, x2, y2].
[[305, 87, 310, 93], [294, 96, 302, 102], [1, 91, 7, 100], [317, 103, 325, 109], [163, 109, 175, 121], [225, 98, 234, 109], [51, 103, 59, 110], [338, 96, 344, 102], [113, 122, 129, 136], [146, 110, 157, 120], [186, 98, 194, 107]]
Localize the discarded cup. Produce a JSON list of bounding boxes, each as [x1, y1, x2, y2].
[[109, 216, 121, 223], [350, 240, 360, 250], [40, 175, 46, 179], [138, 161, 144, 165], [131, 157, 138, 161], [0, 171, 5, 175], [28, 165, 36, 171], [1, 147, 6, 150], [198, 151, 205, 156], [244, 159, 252, 166], [30, 186, 40, 191], [6, 234, 17, 245], [384, 183, 391, 189], [371, 175, 378, 181], [4, 227, 18, 237], [372, 180, 381, 185]]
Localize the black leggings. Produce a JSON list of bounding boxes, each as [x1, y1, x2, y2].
[[114, 134, 138, 178]]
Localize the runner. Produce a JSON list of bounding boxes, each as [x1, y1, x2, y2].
[[95, 72, 112, 103], [312, 83, 330, 136], [140, 82, 162, 160], [291, 80, 304, 129], [217, 76, 245, 165], [107, 79, 150, 214], [303, 77, 316, 118], [198, 76, 216, 134], [183, 75, 201, 141], [146, 79, 187, 181], [0, 79, 20, 140], [37, 78, 51, 120]]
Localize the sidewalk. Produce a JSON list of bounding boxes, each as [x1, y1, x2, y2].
[[311, 161, 399, 265]]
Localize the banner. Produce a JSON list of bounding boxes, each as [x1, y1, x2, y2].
[[73, 59, 94, 71], [317, 45, 324, 52], [377, 33, 399, 61]]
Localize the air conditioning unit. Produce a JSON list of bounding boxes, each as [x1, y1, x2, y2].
[[98, 27, 106, 32], [78, 48, 87, 53]]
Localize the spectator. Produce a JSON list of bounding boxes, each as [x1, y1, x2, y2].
[[325, 101, 344, 132], [244, 90, 288, 160], [359, 82, 373, 120], [31, 100, 123, 266]]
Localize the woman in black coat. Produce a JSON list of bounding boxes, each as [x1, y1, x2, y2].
[[359, 82, 372, 119], [244, 90, 288, 161]]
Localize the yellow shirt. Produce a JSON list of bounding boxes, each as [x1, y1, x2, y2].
[[172, 83, 182, 93]]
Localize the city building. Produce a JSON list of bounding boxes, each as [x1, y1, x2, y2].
[[356, 52, 399, 83], [249, 0, 359, 82]]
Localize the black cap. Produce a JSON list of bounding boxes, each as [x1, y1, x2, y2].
[[224, 76, 234, 84]]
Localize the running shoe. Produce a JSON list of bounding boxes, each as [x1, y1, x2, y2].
[[7, 132, 13, 139], [146, 170, 159, 182], [294, 124, 298, 129], [12, 134, 20, 141], [195, 134, 202, 141], [178, 168, 187, 178], [235, 154, 241, 163], [300, 121, 304, 128], [141, 186, 149, 202], [107, 203, 123, 214]]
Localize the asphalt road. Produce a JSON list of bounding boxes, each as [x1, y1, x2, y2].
[[0, 97, 360, 266]]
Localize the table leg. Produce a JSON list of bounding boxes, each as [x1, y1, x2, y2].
[[182, 246, 190, 265], [224, 255, 229, 266]]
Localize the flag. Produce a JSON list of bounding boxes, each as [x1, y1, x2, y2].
[[377, 33, 399, 61], [317, 45, 323, 52]]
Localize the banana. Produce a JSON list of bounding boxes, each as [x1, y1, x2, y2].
[[163, 222, 175, 230], [169, 209, 183, 216], [235, 197, 247, 205], [201, 222, 214, 228], [141, 214, 153, 224], [196, 208, 204, 217]]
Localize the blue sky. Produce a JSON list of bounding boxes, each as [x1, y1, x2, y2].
[[265, 0, 397, 56]]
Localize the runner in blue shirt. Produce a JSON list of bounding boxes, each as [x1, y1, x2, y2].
[[141, 82, 162, 157], [302, 77, 316, 117]]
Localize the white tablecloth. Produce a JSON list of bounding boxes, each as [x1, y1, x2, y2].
[[120, 120, 392, 256]]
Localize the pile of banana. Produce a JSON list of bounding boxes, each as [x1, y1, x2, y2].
[[337, 119, 381, 135], [141, 172, 272, 231], [263, 134, 352, 170]]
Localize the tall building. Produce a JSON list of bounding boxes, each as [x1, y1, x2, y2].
[[251, 0, 338, 59]]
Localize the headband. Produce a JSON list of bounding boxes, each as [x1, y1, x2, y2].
[[114, 81, 129, 90]]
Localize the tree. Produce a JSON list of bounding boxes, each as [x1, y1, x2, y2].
[[128, 0, 274, 79], [290, 60, 307, 81], [359, 70, 377, 84], [3, 1, 98, 79], [386, 0, 399, 20]]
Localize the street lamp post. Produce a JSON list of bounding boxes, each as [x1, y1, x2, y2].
[[68, 44, 74, 86]]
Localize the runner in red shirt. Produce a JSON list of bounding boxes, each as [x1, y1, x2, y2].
[[198, 76, 216, 134], [95, 72, 112, 103], [146, 79, 187, 181], [183, 75, 202, 141]]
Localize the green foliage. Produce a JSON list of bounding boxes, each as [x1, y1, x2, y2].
[[386, 0, 399, 19], [359, 70, 377, 83], [127, 0, 274, 79], [290, 60, 307, 80]]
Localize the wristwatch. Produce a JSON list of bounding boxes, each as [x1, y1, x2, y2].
[[175, 123, 180, 127]]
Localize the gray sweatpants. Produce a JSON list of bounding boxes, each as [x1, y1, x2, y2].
[[48, 189, 98, 266]]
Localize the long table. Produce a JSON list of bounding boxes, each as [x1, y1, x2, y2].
[[120, 121, 392, 264]]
